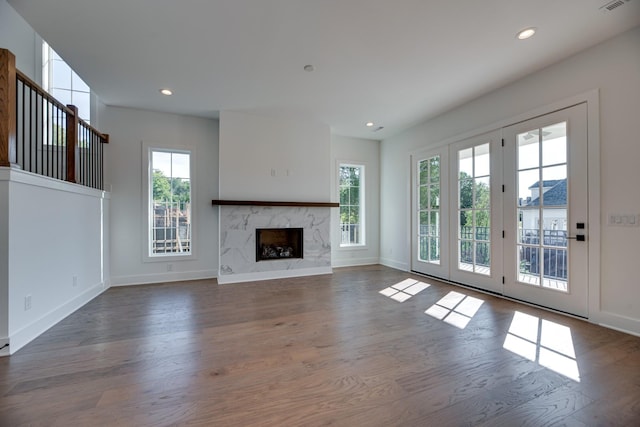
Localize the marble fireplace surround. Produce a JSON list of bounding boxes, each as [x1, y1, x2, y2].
[[213, 200, 339, 284]]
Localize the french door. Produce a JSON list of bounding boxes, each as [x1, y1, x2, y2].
[[503, 104, 588, 317], [448, 131, 503, 293], [412, 103, 589, 317], [411, 147, 449, 279]]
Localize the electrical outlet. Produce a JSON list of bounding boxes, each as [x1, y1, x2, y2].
[[73, 275, 78, 287], [167, 263, 173, 272], [24, 295, 32, 311], [608, 213, 640, 227]]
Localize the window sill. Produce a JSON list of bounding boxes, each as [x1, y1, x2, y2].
[[338, 244, 368, 251], [144, 253, 195, 263]]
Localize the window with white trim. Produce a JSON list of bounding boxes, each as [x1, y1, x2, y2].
[[148, 149, 192, 256], [339, 164, 364, 246]]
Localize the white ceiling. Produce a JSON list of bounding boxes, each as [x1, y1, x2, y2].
[[8, 0, 640, 139]]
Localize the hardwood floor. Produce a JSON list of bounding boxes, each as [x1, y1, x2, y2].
[[1, 265, 639, 426]]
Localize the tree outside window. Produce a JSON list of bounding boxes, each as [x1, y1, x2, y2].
[[339, 164, 364, 246]]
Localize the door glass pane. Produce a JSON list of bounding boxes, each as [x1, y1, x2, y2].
[[516, 122, 568, 292], [430, 238, 440, 262], [518, 169, 539, 206], [418, 156, 440, 264], [419, 236, 428, 261], [474, 143, 490, 177], [459, 148, 473, 177], [420, 160, 429, 185], [474, 177, 490, 209], [459, 179, 473, 209], [542, 122, 567, 166], [476, 243, 490, 273], [419, 185, 428, 210], [457, 143, 490, 275], [475, 210, 490, 240], [429, 184, 440, 208], [429, 211, 440, 236], [429, 157, 440, 182], [518, 134, 540, 170], [519, 246, 540, 284]]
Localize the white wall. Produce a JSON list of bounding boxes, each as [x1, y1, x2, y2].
[[102, 107, 219, 286], [0, 0, 40, 81], [330, 135, 380, 267], [0, 0, 109, 355], [219, 111, 331, 201], [0, 169, 108, 354], [380, 27, 640, 334]]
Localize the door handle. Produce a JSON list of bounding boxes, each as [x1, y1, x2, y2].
[[567, 235, 586, 241]]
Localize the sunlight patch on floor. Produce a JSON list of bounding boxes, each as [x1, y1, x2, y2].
[[503, 311, 580, 382], [379, 279, 430, 302], [424, 291, 484, 329]]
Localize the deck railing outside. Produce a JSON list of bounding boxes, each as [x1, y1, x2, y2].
[[1, 48, 108, 190]]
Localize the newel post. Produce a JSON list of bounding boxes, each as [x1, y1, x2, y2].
[[0, 49, 17, 168], [65, 104, 78, 183]]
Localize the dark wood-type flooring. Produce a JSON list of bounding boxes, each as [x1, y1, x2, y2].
[[1, 265, 639, 426]]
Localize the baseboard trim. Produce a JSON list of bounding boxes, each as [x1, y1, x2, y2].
[[217, 267, 333, 284], [593, 311, 640, 337], [332, 257, 379, 268], [111, 270, 218, 287], [7, 282, 106, 355], [379, 257, 409, 272]]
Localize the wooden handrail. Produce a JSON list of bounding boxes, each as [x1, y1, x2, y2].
[[15, 69, 108, 143], [0, 49, 16, 167], [1, 47, 109, 189]]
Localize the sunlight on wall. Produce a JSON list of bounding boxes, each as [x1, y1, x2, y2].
[[424, 291, 484, 329], [379, 279, 430, 302], [503, 311, 580, 382]]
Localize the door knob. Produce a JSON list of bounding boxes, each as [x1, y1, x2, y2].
[[567, 235, 586, 241]]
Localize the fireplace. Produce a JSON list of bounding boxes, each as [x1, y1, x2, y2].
[[256, 228, 303, 261]]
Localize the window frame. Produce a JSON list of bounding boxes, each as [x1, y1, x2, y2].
[[338, 162, 366, 248], [142, 143, 196, 262]]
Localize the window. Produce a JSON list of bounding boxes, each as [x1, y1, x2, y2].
[[42, 41, 91, 123], [457, 143, 491, 275], [149, 149, 192, 256], [339, 164, 364, 246], [418, 155, 440, 263]]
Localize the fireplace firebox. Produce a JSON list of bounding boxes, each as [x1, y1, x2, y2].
[[256, 228, 303, 261]]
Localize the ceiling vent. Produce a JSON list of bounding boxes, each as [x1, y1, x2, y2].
[[600, 0, 631, 12]]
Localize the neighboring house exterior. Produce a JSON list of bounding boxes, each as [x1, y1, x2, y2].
[[520, 179, 568, 280]]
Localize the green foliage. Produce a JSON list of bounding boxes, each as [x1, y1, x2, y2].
[[459, 171, 490, 229], [153, 169, 190, 206]]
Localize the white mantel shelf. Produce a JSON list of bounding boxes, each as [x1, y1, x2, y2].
[[212, 200, 339, 208]]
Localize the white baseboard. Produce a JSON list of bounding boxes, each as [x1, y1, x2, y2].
[[379, 257, 409, 272], [7, 282, 106, 355], [111, 269, 218, 287], [592, 311, 640, 337], [0, 337, 9, 357], [217, 267, 333, 284], [332, 257, 379, 268]]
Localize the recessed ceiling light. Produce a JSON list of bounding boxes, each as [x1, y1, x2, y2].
[[366, 122, 374, 127], [516, 27, 536, 40], [303, 64, 315, 72], [159, 88, 173, 96]]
